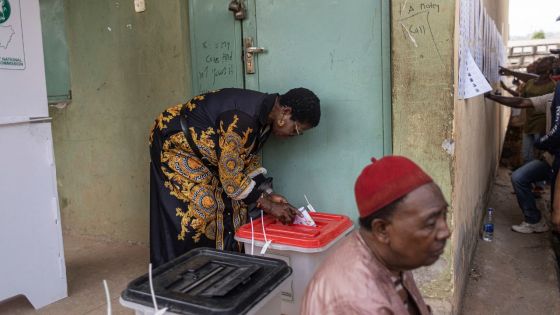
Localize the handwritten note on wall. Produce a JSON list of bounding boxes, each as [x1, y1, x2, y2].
[[196, 40, 237, 93], [397, 1, 443, 61]]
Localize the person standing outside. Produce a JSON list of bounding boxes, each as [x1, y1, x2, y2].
[[518, 57, 556, 163], [149, 88, 321, 267], [485, 80, 560, 233]]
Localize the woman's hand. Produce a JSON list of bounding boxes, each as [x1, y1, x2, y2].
[[269, 202, 299, 225], [268, 193, 289, 204], [257, 193, 299, 224]]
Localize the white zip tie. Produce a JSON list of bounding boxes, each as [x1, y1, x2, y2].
[[102, 280, 111, 315], [304, 194, 317, 212], [145, 264, 168, 314], [261, 210, 268, 243], [250, 217, 254, 255], [260, 210, 272, 255], [149, 263, 159, 312]]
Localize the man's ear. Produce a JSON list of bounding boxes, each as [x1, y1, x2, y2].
[[371, 218, 391, 244]]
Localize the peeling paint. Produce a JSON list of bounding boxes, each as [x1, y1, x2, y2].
[[49, 102, 69, 109], [442, 139, 455, 156]]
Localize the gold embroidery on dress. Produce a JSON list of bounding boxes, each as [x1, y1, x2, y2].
[[149, 103, 184, 145], [244, 154, 262, 175], [157, 106, 256, 248], [189, 126, 217, 164], [215, 185, 225, 250], [176, 207, 189, 241], [161, 133, 212, 200], [158, 103, 183, 130], [218, 116, 255, 198], [161, 130, 219, 242], [186, 100, 197, 111], [232, 200, 248, 232], [174, 182, 220, 242]]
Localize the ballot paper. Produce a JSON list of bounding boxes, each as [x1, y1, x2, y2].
[[458, 0, 505, 98], [293, 206, 316, 227]]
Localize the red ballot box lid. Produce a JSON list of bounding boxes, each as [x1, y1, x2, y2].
[[235, 212, 354, 250]]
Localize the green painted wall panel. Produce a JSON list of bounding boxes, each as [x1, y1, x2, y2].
[[188, 0, 391, 219], [50, 0, 191, 243], [250, 0, 389, 218]]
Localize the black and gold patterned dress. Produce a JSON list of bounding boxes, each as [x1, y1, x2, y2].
[[149, 88, 277, 267]]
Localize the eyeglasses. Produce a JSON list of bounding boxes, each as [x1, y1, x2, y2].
[[294, 122, 301, 136]]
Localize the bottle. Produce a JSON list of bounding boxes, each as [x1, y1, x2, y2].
[[482, 208, 494, 242]]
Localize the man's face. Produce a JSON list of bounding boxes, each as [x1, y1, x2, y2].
[[385, 183, 450, 270]]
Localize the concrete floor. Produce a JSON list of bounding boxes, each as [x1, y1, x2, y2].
[[462, 168, 560, 314], [0, 234, 148, 315]]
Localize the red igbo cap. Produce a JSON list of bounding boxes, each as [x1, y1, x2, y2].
[[355, 156, 433, 218]]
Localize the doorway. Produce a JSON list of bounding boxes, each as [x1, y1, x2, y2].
[[188, 0, 391, 216]]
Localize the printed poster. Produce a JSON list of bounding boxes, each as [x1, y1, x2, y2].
[[0, 0, 25, 70]]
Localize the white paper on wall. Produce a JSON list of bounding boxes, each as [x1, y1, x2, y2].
[[462, 50, 492, 99], [458, 0, 470, 99], [458, 0, 506, 99]]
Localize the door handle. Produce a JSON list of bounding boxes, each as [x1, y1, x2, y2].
[[246, 47, 265, 54], [244, 37, 266, 74]]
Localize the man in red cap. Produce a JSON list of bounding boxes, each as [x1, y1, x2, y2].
[[301, 156, 450, 315]]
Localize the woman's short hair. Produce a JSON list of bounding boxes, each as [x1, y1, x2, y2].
[[280, 88, 321, 127]]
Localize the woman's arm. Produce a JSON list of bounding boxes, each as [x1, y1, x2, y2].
[[215, 110, 263, 202], [215, 110, 298, 223]]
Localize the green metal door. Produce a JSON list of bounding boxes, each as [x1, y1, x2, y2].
[[189, 0, 244, 94], [189, 0, 391, 218]]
